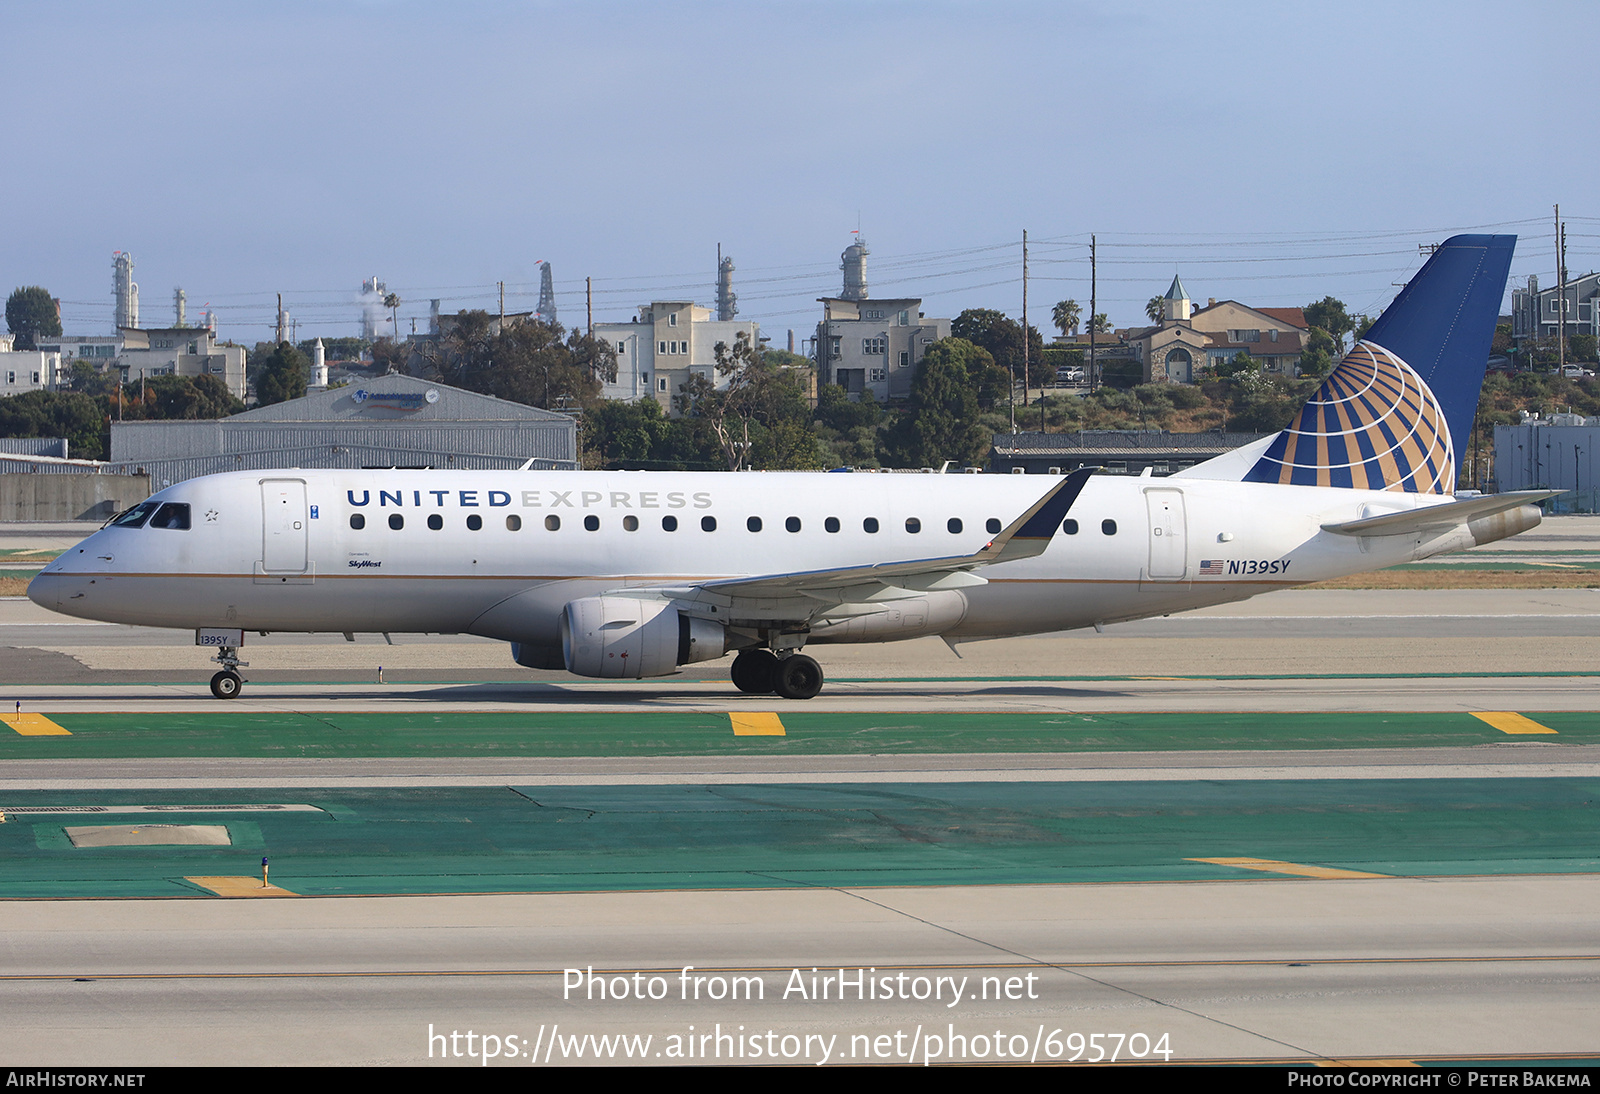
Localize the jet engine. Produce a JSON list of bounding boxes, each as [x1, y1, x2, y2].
[[560, 596, 728, 679]]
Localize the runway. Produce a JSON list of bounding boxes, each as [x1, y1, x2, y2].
[[2, 579, 1598, 1066]]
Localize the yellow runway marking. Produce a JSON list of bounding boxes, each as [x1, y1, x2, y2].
[[1190, 857, 1389, 879], [1472, 712, 1557, 735], [730, 712, 785, 736], [5, 713, 70, 736], [185, 877, 299, 897]]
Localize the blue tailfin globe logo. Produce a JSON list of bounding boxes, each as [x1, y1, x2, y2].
[[1244, 340, 1455, 493]]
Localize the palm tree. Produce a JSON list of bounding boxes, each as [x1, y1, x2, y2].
[[1146, 297, 1165, 324], [383, 293, 400, 338], [1051, 299, 1081, 337]]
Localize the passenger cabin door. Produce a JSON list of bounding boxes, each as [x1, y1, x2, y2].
[[260, 479, 309, 575], [1143, 486, 1188, 581]]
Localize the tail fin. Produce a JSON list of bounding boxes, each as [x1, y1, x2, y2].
[[1199, 234, 1515, 493]]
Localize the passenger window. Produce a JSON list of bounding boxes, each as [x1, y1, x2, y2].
[[1102, 519, 1117, 535], [506, 515, 521, 531], [905, 518, 921, 534], [623, 515, 639, 531], [747, 516, 763, 532], [545, 515, 560, 531], [584, 515, 600, 531], [702, 515, 717, 532], [388, 514, 404, 530], [427, 514, 443, 531], [149, 503, 190, 530], [786, 517, 801, 533], [986, 518, 1002, 534], [825, 517, 840, 533], [349, 514, 365, 530], [466, 514, 483, 531], [864, 517, 879, 533], [662, 515, 678, 531], [1063, 519, 1078, 535], [947, 518, 962, 534]]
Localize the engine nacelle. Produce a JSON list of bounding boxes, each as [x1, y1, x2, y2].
[[807, 589, 969, 643], [560, 596, 727, 679]]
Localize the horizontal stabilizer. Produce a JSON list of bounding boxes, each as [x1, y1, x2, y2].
[[1320, 490, 1559, 536]]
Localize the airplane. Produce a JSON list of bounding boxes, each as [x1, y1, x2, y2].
[[29, 234, 1553, 701]]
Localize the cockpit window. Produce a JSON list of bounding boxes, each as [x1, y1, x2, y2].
[[108, 501, 159, 529], [148, 503, 191, 530]]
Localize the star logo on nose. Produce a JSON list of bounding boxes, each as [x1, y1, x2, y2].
[[205, 510, 219, 522]]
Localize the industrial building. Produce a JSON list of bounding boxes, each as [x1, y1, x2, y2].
[[35, 326, 248, 401], [813, 238, 951, 401], [1511, 272, 1600, 340], [593, 302, 761, 414], [108, 374, 578, 489], [1494, 411, 1598, 512]]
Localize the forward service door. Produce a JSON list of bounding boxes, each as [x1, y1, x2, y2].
[[260, 478, 309, 575], [1143, 486, 1188, 580]]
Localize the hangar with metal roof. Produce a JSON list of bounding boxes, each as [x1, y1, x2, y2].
[[108, 375, 578, 488]]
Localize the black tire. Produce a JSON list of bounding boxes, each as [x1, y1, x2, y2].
[[773, 654, 823, 701], [210, 671, 242, 700], [731, 649, 779, 694]]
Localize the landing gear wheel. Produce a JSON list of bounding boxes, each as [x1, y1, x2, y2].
[[210, 671, 242, 700], [773, 654, 823, 701], [731, 649, 779, 694]]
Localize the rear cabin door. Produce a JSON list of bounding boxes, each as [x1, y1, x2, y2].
[[1144, 487, 1188, 580], [260, 479, 309, 573]]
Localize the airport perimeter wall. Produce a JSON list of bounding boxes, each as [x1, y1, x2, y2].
[[0, 473, 151, 521]]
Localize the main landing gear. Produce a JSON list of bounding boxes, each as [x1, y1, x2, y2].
[[731, 648, 824, 701], [209, 646, 249, 700]]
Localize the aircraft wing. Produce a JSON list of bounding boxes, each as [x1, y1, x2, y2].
[[631, 468, 1094, 618], [1320, 489, 1560, 536]]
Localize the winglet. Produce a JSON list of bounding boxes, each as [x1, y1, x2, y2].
[[976, 467, 1095, 564]]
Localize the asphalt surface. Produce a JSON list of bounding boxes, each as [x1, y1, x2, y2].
[[2, 518, 1597, 1066]]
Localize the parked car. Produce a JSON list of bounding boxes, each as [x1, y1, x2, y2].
[[1559, 364, 1595, 378], [1054, 366, 1085, 384]]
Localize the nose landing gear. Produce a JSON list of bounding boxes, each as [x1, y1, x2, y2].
[[209, 646, 249, 700], [730, 648, 823, 700]]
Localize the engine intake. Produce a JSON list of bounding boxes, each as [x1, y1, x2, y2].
[[560, 596, 727, 678]]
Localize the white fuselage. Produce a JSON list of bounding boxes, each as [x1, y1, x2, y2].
[[30, 469, 1481, 656]]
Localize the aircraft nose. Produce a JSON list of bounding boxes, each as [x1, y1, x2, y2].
[[26, 571, 57, 611]]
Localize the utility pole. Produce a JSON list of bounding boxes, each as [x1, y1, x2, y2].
[[498, 281, 505, 322], [586, 277, 593, 338], [1088, 234, 1098, 394], [1556, 204, 1567, 374]]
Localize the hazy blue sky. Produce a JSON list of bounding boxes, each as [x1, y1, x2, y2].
[[6, 0, 1595, 342]]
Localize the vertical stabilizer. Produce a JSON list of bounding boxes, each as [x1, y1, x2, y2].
[[1185, 234, 1515, 493]]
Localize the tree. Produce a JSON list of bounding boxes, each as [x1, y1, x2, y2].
[[950, 308, 1044, 382], [1146, 296, 1165, 324], [883, 338, 989, 468], [1087, 313, 1111, 334], [1298, 327, 1341, 379], [6, 287, 62, 351], [1051, 299, 1081, 337], [433, 311, 604, 411], [677, 330, 817, 471], [1304, 296, 1355, 356], [0, 390, 107, 458], [253, 341, 309, 406], [383, 292, 400, 339]]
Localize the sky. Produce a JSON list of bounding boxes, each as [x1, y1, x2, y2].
[[6, 0, 1597, 344]]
